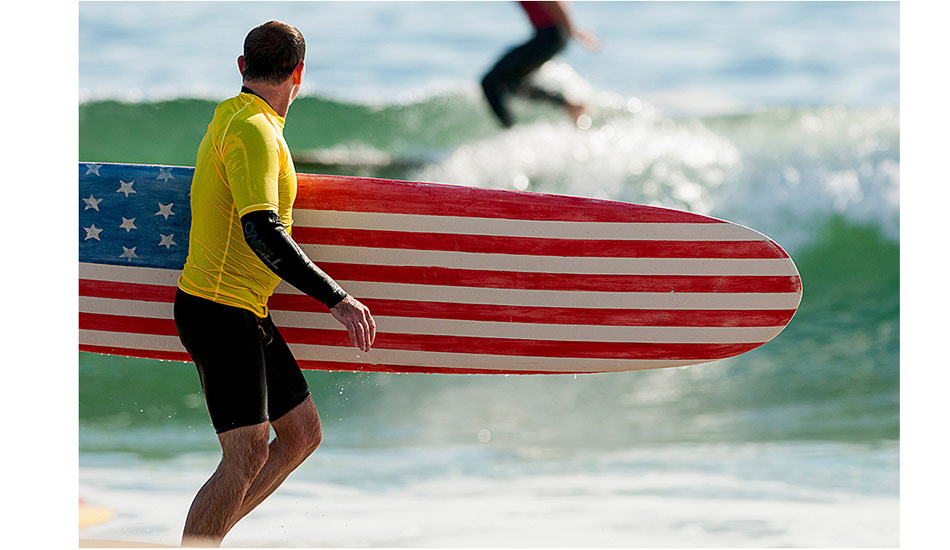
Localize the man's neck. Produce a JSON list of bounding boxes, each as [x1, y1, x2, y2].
[[241, 81, 293, 117]]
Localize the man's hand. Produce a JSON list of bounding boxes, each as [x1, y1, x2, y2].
[[330, 295, 376, 353], [573, 28, 601, 52]]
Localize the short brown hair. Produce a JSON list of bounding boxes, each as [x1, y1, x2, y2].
[[241, 21, 306, 84]]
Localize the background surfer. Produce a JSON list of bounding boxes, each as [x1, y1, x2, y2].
[[173, 21, 375, 546], [481, 1, 601, 128]]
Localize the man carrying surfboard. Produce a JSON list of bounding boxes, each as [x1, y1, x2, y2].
[[173, 21, 376, 546], [481, 1, 601, 128]]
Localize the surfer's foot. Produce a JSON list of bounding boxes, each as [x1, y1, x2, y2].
[[567, 102, 591, 129], [564, 103, 591, 130], [567, 102, 586, 121]]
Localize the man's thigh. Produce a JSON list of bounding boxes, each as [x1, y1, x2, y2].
[[259, 316, 311, 424], [174, 289, 269, 433]]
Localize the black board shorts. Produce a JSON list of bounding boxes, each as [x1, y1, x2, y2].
[[173, 288, 310, 434]]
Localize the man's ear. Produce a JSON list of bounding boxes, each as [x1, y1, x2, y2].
[[292, 61, 305, 85], [237, 55, 246, 76]]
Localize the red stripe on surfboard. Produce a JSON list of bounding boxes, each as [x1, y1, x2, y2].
[[318, 263, 802, 293], [79, 313, 764, 360], [78, 279, 798, 327], [279, 327, 764, 360], [296, 174, 725, 223], [293, 227, 789, 259], [350, 298, 799, 328], [80, 312, 177, 336], [79, 279, 176, 302]]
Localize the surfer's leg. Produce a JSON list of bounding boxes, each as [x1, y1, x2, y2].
[[481, 56, 518, 128], [509, 27, 588, 121], [481, 26, 569, 127], [226, 322, 323, 530], [227, 396, 323, 531], [518, 80, 571, 109], [174, 290, 275, 546], [181, 422, 271, 547]]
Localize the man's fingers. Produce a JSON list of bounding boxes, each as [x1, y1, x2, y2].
[[347, 313, 370, 352], [354, 318, 368, 352], [364, 309, 377, 346]]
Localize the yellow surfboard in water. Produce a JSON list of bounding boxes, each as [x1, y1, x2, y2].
[[79, 498, 115, 528]]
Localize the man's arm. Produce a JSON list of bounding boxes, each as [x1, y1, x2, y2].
[[242, 209, 346, 307], [540, 1, 601, 52], [241, 209, 376, 351]]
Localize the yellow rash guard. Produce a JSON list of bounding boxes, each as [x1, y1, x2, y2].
[[177, 92, 297, 318]]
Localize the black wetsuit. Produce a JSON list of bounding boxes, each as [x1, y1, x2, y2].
[[481, 13, 571, 127]]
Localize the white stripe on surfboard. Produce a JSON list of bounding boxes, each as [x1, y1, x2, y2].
[[293, 211, 767, 241], [79, 263, 802, 309], [80, 263, 180, 285], [80, 329, 187, 354], [299, 245, 798, 276], [77, 329, 703, 373], [287, 343, 705, 373], [80, 296, 786, 344]]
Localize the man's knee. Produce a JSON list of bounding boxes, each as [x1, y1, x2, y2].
[[220, 425, 270, 480], [481, 72, 497, 97], [305, 424, 323, 454], [482, 67, 515, 93], [238, 435, 270, 474], [274, 400, 323, 458], [283, 418, 322, 457]]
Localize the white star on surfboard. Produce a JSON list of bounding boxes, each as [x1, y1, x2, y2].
[[155, 202, 175, 220], [119, 246, 138, 261], [84, 163, 102, 176], [120, 217, 137, 232], [158, 234, 176, 249], [83, 225, 103, 241], [157, 167, 175, 182], [117, 180, 136, 197], [83, 194, 103, 211]]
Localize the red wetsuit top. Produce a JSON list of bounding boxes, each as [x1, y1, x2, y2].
[[519, 1, 560, 30]]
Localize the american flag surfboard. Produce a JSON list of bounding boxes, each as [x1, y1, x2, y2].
[[79, 162, 802, 374]]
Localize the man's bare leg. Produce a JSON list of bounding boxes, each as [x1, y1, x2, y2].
[[226, 396, 323, 533], [181, 398, 322, 546], [181, 423, 271, 547], [566, 102, 588, 126]]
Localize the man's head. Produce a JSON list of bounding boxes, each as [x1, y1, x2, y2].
[[239, 21, 306, 85]]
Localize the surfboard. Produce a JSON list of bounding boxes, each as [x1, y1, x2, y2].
[[79, 162, 802, 374], [79, 498, 115, 528]]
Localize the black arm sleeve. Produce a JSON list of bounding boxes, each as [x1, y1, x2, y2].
[[241, 210, 348, 309]]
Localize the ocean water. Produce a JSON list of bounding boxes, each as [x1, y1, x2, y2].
[[77, 1, 899, 547]]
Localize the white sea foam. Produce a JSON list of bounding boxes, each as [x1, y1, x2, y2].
[[413, 101, 899, 252], [78, 442, 898, 548], [79, 463, 897, 548]]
